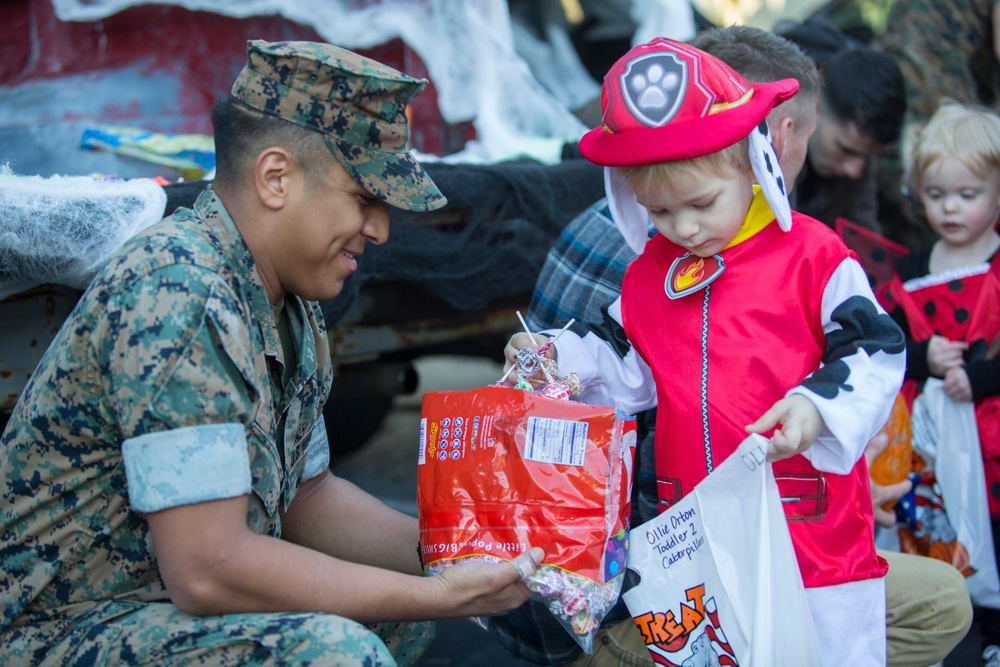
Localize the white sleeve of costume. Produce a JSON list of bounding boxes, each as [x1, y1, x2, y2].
[[546, 297, 659, 414], [789, 257, 906, 474]]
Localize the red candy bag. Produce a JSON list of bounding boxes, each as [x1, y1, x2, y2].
[[417, 385, 636, 652]]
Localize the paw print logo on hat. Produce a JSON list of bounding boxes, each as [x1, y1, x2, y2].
[[583, 37, 798, 165], [580, 37, 800, 252], [621, 52, 686, 127]]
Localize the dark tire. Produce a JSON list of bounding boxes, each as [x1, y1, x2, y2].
[[323, 396, 395, 458]]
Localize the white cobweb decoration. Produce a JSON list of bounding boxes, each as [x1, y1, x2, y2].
[[0, 164, 167, 298]]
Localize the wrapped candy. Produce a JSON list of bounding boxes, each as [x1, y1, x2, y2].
[[515, 346, 543, 377], [540, 357, 559, 379], [513, 378, 534, 391], [539, 381, 571, 401], [502, 314, 583, 399]]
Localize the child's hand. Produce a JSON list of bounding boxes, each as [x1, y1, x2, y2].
[[927, 335, 967, 377], [864, 431, 912, 528], [942, 365, 973, 402], [502, 332, 553, 382], [745, 395, 824, 462]]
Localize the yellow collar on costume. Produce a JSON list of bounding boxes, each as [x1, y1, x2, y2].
[[725, 186, 775, 250]]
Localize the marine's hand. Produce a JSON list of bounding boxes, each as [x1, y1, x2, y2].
[[927, 335, 967, 377], [942, 365, 973, 403], [864, 431, 912, 528], [427, 547, 544, 618], [746, 394, 824, 462]]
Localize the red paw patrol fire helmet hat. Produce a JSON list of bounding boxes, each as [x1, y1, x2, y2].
[[579, 37, 798, 166]]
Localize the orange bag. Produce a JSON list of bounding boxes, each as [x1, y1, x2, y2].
[[417, 385, 636, 652], [869, 392, 913, 511]]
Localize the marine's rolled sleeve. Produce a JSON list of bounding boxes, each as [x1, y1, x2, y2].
[[122, 423, 252, 513], [301, 414, 331, 481], [102, 261, 263, 513]]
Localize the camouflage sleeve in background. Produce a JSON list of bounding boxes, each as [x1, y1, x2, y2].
[[876, 0, 1000, 126]]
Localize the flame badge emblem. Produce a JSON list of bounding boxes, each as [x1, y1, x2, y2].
[[665, 253, 725, 299]]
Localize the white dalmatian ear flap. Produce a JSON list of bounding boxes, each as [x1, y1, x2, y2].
[[605, 167, 651, 256], [749, 120, 792, 232]]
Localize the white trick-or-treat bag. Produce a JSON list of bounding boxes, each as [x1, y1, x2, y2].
[[623, 435, 822, 666]]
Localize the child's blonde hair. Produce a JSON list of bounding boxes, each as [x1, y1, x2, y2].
[[620, 137, 751, 194], [905, 100, 1000, 189]]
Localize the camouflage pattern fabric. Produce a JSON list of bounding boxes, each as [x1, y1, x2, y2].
[[231, 39, 446, 213], [2, 601, 430, 666], [876, 0, 1000, 127], [0, 186, 430, 665]]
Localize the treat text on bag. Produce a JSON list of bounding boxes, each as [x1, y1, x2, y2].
[[633, 584, 707, 646], [633, 585, 739, 666]]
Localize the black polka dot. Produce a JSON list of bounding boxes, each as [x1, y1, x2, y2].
[[871, 248, 887, 263], [758, 120, 769, 136], [955, 307, 970, 323], [948, 279, 964, 292], [885, 289, 894, 301], [991, 482, 1000, 498], [924, 301, 937, 316]]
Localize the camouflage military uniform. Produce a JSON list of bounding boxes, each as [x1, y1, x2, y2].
[[876, 0, 1000, 127], [0, 187, 431, 666]]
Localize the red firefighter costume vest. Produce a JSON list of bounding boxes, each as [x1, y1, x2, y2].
[[879, 252, 1000, 515], [620, 196, 885, 588]]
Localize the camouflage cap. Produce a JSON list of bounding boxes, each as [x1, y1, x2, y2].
[[231, 39, 446, 212]]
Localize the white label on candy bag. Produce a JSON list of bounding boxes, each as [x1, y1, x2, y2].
[[418, 417, 428, 465], [524, 416, 588, 466]]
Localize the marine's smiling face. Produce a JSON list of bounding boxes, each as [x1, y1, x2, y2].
[[276, 159, 389, 302], [635, 164, 755, 258]]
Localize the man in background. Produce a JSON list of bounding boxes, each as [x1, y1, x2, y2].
[[778, 17, 907, 236]]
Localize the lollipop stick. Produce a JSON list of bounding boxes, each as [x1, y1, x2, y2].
[[499, 311, 542, 384], [516, 310, 558, 382], [550, 318, 575, 342], [498, 363, 516, 384], [539, 318, 576, 355], [516, 310, 539, 346], [498, 313, 576, 385]]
